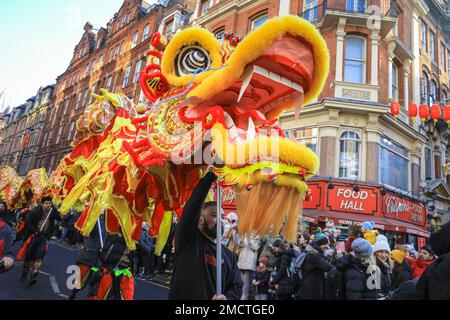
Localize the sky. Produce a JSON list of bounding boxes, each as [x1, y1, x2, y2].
[[0, 0, 148, 111]]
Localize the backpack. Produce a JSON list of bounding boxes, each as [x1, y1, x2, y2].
[[325, 267, 346, 300], [294, 251, 307, 280]]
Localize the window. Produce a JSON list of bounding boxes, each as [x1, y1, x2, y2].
[[96, 38, 102, 49], [346, 0, 366, 13], [142, 25, 150, 42], [251, 13, 268, 30], [109, 49, 114, 62], [344, 36, 366, 84], [430, 31, 435, 60], [68, 121, 76, 141], [430, 80, 437, 103], [421, 21, 427, 52], [89, 85, 96, 104], [392, 64, 398, 100], [448, 51, 450, 76], [339, 131, 360, 179], [443, 91, 448, 105], [132, 32, 139, 48], [55, 125, 63, 144], [425, 146, 433, 180], [303, 0, 319, 22], [292, 127, 318, 154], [119, 42, 124, 55], [380, 136, 409, 190], [90, 60, 96, 74], [421, 73, 429, 102], [82, 89, 89, 107], [122, 15, 127, 27], [441, 44, 446, 70], [123, 66, 132, 88], [75, 92, 82, 109], [106, 76, 113, 91], [166, 20, 174, 35], [63, 99, 70, 116], [84, 65, 89, 78], [201, 0, 210, 15], [133, 60, 143, 83], [46, 130, 53, 147], [114, 46, 119, 60], [214, 28, 225, 40], [99, 55, 104, 66]]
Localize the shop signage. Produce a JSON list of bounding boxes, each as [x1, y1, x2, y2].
[[326, 185, 378, 214], [303, 183, 322, 209], [383, 193, 426, 226]]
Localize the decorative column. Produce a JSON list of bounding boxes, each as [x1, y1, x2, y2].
[[403, 60, 411, 108], [335, 18, 347, 82], [370, 29, 380, 86], [387, 42, 396, 100], [279, 0, 291, 16]]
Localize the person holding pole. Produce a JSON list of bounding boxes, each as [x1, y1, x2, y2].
[[169, 170, 243, 300], [17, 196, 60, 286]]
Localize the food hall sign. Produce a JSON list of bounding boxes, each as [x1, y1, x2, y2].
[[327, 186, 377, 214], [383, 194, 426, 226]]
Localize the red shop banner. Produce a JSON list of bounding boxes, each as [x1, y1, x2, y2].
[[383, 193, 426, 227], [303, 183, 322, 209], [326, 185, 378, 215]]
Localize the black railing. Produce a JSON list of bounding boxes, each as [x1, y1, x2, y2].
[[300, 0, 396, 23]]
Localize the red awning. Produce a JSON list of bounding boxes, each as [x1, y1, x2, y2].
[[303, 209, 430, 238]]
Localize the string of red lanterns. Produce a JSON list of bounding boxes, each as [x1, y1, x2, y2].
[[390, 102, 450, 126]]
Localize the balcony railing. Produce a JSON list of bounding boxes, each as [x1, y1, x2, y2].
[[300, 0, 396, 23]]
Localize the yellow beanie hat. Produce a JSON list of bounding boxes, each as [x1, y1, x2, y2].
[[391, 249, 406, 264]]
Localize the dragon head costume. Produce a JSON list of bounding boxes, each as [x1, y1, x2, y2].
[[49, 15, 329, 249]]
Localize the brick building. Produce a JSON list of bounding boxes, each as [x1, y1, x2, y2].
[[0, 85, 54, 175], [33, 0, 196, 173]]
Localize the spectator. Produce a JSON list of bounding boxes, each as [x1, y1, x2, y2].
[[406, 245, 436, 279], [237, 235, 260, 300], [373, 235, 392, 298], [60, 210, 73, 242], [136, 222, 156, 279], [258, 229, 277, 269], [298, 229, 334, 300], [417, 221, 450, 299], [252, 261, 270, 300], [0, 216, 15, 273], [390, 249, 411, 291], [336, 238, 379, 300], [169, 172, 243, 300], [223, 218, 239, 257], [271, 239, 295, 300]]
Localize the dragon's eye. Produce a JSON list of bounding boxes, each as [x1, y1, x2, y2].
[[175, 45, 211, 76]]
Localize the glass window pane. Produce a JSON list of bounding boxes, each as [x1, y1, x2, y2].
[[344, 60, 364, 83], [380, 146, 408, 190], [346, 38, 364, 60]]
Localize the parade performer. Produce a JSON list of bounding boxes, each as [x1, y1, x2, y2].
[[17, 196, 60, 286], [54, 15, 328, 254]]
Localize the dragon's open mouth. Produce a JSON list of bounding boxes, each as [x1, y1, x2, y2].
[[184, 35, 313, 138]]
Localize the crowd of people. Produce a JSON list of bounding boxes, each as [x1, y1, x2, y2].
[[1, 170, 450, 300], [219, 216, 450, 300]]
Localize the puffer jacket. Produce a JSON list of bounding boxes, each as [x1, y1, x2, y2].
[[298, 242, 334, 300], [237, 236, 260, 272], [272, 247, 296, 296], [406, 257, 435, 279], [336, 255, 378, 300], [391, 259, 411, 291], [389, 279, 420, 300], [376, 258, 392, 297]]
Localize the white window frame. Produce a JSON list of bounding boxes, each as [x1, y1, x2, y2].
[[339, 130, 361, 180], [392, 63, 398, 100], [123, 66, 132, 88], [303, 0, 319, 22], [251, 13, 268, 30], [421, 21, 427, 52], [142, 25, 150, 42], [133, 60, 143, 84], [344, 36, 366, 84], [132, 32, 139, 49], [430, 30, 435, 60], [201, 0, 210, 16]]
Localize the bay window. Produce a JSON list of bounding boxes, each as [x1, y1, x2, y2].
[[380, 137, 409, 190], [344, 36, 366, 84]]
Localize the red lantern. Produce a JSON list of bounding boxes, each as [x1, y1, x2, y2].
[[419, 104, 429, 123], [408, 103, 418, 120], [443, 105, 450, 125], [390, 102, 400, 118], [430, 104, 441, 125]]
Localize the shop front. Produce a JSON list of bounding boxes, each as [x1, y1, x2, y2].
[[303, 179, 430, 249]]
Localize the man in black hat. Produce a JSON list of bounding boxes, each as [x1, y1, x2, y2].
[[18, 196, 60, 286]]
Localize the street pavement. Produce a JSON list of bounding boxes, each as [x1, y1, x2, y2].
[[0, 241, 169, 300]]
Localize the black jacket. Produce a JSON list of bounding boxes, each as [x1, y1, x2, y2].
[[253, 270, 270, 294], [376, 258, 392, 297], [389, 279, 420, 300], [391, 260, 411, 291], [336, 255, 378, 300], [417, 221, 450, 300], [169, 172, 243, 300], [298, 242, 334, 300], [273, 247, 296, 296], [24, 206, 60, 240], [77, 219, 105, 267]]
